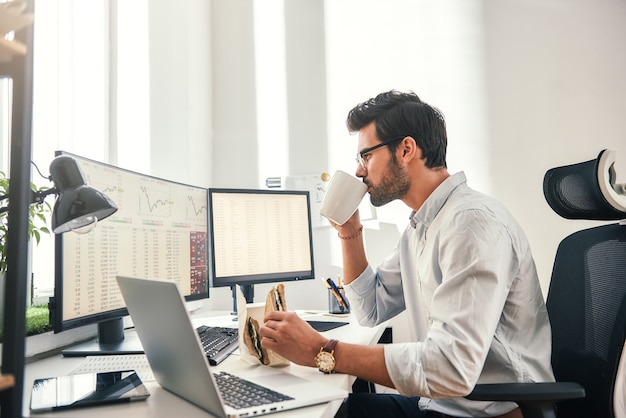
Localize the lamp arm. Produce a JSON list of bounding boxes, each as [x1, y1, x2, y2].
[[0, 186, 57, 214], [32, 186, 57, 204]]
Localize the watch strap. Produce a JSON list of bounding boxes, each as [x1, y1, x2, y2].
[[322, 339, 338, 353]]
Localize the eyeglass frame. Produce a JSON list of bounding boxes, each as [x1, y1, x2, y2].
[[355, 135, 407, 170]]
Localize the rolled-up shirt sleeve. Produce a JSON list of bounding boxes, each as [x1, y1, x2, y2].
[[344, 250, 405, 327]]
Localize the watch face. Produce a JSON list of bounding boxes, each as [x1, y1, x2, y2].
[[315, 351, 335, 373]]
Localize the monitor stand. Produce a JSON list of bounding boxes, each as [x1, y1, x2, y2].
[[230, 284, 254, 320], [62, 317, 144, 357]]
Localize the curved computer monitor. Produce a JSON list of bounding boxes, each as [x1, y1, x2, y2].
[[52, 151, 208, 356], [208, 188, 315, 309]]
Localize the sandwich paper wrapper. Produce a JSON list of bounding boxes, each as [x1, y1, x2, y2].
[[236, 286, 290, 366]]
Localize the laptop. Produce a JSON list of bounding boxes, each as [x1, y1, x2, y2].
[[116, 276, 348, 418]]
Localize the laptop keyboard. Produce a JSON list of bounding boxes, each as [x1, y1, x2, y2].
[[196, 325, 239, 365], [214, 371, 294, 410]]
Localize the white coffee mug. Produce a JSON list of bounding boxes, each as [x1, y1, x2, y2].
[[320, 170, 368, 225]]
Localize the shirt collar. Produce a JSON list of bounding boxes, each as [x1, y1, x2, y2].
[[409, 172, 467, 229]]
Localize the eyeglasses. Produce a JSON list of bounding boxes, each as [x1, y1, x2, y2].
[[355, 135, 406, 170]]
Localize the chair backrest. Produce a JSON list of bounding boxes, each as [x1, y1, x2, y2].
[[543, 149, 626, 418]]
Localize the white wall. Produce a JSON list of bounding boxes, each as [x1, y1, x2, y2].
[[482, 0, 626, 295]]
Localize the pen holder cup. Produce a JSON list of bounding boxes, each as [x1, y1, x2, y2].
[[328, 288, 350, 314]]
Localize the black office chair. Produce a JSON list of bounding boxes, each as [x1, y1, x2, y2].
[[466, 149, 626, 418]]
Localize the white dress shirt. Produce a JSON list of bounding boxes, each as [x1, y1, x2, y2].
[[344, 172, 555, 417]]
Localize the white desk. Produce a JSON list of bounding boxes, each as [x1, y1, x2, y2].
[[22, 311, 389, 418]]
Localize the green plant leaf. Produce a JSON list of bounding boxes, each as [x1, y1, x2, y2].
[[0, 174, 52, 272]]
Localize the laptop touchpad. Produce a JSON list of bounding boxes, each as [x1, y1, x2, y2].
[[257, 373, 311, 388]]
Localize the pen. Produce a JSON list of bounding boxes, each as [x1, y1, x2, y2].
[[337, 274, 343, 288], [321, 277, 347, 309], [326, 277, 349, 309]]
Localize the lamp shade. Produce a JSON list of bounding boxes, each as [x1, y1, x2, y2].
[[49, 155, 118, 234]]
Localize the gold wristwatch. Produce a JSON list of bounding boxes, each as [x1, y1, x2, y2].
[[315, 339, 338, 373]]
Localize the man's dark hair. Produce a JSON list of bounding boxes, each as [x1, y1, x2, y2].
[[346, 90, 447, 168]]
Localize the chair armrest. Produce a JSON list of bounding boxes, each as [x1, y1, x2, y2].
[[466, 381, 585, 402]]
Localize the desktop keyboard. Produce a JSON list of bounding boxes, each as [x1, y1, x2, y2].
[[74, 354, 155, 382], [196, 325, 239, 366]]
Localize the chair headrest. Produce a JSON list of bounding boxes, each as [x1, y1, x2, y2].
[[543, 149, 626, 221]]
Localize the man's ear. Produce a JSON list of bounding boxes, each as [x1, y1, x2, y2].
[[400, 136, 420, 161]]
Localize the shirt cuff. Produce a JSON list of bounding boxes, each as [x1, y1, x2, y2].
[[384, 342, 431, 397], [344, 264, 376, 296]]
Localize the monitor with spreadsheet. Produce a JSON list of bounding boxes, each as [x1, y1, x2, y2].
[[208, 188, 315, 306], [52, 151, 208, 356]]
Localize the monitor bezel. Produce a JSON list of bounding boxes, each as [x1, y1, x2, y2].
[[207, 187, 316, 289]]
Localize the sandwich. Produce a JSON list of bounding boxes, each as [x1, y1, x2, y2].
[[243, 316, 269, 365], [244, 284, 287, 365], [265, 283, 287, 315]]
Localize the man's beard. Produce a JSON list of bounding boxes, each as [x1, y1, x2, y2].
[[368, 157, 410, 207]]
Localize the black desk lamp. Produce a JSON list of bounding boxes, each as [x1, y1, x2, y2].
[[3, 155, 119, 232], [46, 155, 118, 233]]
